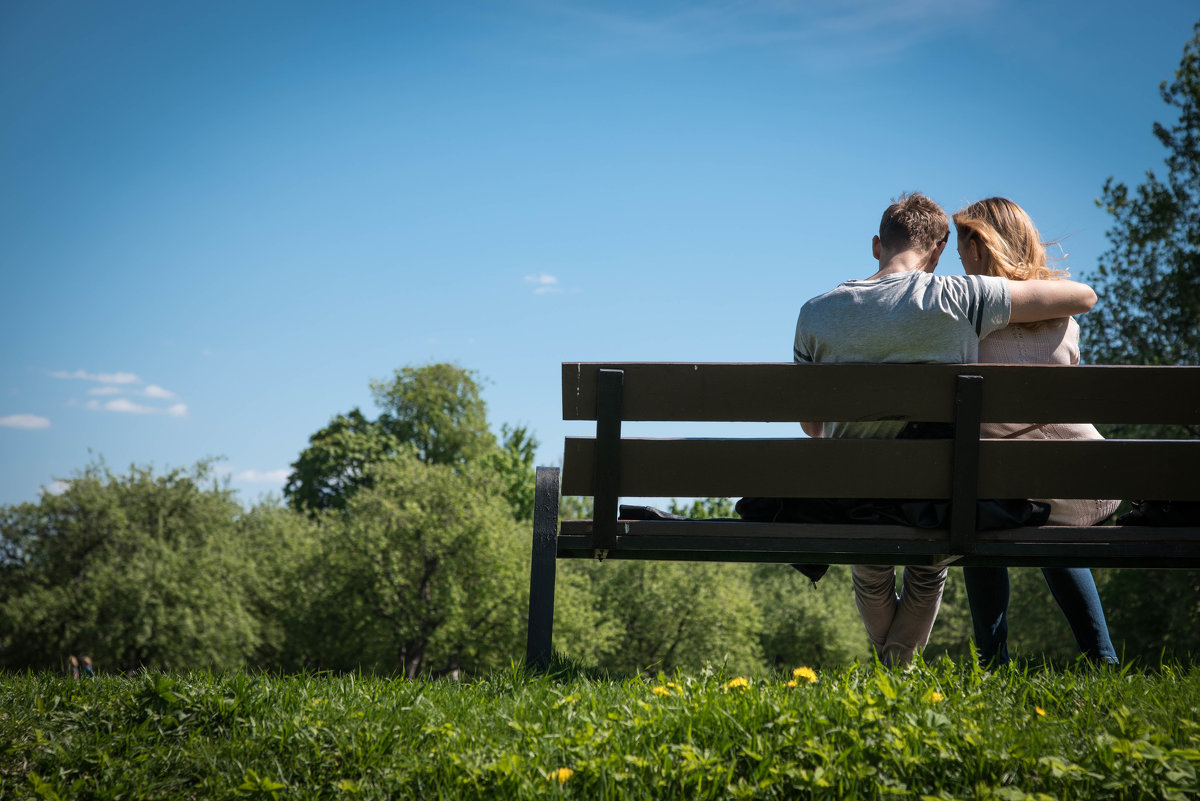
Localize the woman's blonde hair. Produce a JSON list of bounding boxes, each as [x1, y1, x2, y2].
[[952, 197, 1066, 282]]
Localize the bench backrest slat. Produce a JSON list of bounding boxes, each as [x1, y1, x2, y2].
[[562, 437, 1200, 500], [562, 363, 1200, 424]]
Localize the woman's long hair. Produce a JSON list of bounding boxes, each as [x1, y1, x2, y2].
[[952, 197, 1066, 282]]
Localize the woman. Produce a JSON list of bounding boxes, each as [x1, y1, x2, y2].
[[953, 197, 1120, 666]]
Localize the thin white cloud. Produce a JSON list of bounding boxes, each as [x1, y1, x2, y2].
[[529, 0, 994, 63], [143, 384, 177, 399], [236, 469, 290, 484], [525, 273, 564, 295], [86, 383, 178, 399], [52, 369, 140, 384], [102, 398, 158, 415], [43, 480, 70, 495], [83, 398, 189, 417], [0, 414, 51, 429]]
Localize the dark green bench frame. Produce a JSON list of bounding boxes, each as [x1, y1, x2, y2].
[[526, 362, 1200, 667]]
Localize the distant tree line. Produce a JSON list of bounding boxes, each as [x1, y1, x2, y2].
[[3, 362, 1198, 677], [0, 364, 869, 676]]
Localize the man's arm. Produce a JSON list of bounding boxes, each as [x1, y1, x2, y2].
[[1007, 279, 1097, 323]]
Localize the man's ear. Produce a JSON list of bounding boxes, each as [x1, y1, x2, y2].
[[872, 235, 882, 261]]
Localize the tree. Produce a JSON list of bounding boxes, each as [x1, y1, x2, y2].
[[484, 424, 538, 523], [0, 461, 264, 672], [302, 456, 526, 676], [283, 409, 404, 514], [1076, 21, 1200, 666], [369, 363, 496, 467], [668, 497, 736, 518], [234, 499, 326, 669], [1082, 20, 1200, 389], [1094, 568, 1200, 662], [752, 565, 869, 669], [285, 364, 536, 521], [564, 560, 764, 676]]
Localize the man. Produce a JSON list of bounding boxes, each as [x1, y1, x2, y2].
[[793, 192, 1096, 665]]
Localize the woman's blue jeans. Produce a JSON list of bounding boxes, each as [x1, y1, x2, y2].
[[962, 566, 1118, 665]]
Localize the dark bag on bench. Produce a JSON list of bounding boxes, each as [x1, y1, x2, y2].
[[1116, 500, 1200, 526], [731, 496, 1050, 584], [732, 496, 1049, 530]]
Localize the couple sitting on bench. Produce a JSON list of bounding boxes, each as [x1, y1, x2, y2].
[[788, 192, 1116, 668]]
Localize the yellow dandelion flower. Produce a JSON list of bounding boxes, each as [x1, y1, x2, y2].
[[1035, 706, 1046, 717], [786, 680, 798, 688], [652, 686, 672, 697], [549, 768, 574, 784], [724, 677, 750, 690], [666, 682, 681, 692], [792, 666, 818, 684], [930, 692, 945, 703]]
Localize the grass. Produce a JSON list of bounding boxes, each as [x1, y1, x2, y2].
[[2, 659, 1199, 800]]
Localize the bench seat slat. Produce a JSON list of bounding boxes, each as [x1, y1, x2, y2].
[[554, 543, 1200, 569], [563, 362, 1200, 424], [562, 437, 1200, 500], [556, 521, 1200, 568], [558, 535, 952, 557], [560, 519, 947, 541], [561, 519, 1200, 545]]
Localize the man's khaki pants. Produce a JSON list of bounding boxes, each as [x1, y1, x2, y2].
[[851, 563, 947, 665]]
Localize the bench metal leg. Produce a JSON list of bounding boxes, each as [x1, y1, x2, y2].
[[526, 467, 561, 669]]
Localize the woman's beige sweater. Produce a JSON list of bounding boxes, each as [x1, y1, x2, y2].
[[978, 317, 1120, 526]]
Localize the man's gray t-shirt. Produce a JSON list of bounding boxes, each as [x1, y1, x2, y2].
[[794, 271, 1011, 439]]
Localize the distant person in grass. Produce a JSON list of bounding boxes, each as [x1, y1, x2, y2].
[[954, 197, 1120, 666], [793, 192, 1098, 665]]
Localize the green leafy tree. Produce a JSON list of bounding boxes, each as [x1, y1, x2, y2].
[[548, 561, 624, 668], [234, 499, 326, 668], [0, 461, 263, 672], [304, 456, 526, 676], [1082, 20, 1200, 394], [570, 560, 764, 675], [286, 364, 535, 521], [1076, 21, 1200, 665], [1094, 568, 1200, 662], [283, 409, 404, 514], [752, 565, 868, 669], [370, 363, 496, 467], [484, 424, 537, 523], [551, 496, 763, 674], [668, 497, 736, 518]]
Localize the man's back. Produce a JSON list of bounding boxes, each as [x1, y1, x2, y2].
[[794, 270, 1010, 438]]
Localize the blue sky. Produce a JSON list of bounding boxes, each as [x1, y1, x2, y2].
[[2, 0, 1196, 507]]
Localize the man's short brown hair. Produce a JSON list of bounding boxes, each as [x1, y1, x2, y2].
[[878, 192, 949, 253]]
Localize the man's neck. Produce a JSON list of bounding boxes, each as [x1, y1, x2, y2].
[[866, 249, 935, 281]]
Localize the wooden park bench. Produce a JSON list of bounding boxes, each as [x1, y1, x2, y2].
[[525, 362, 1200, 667]]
